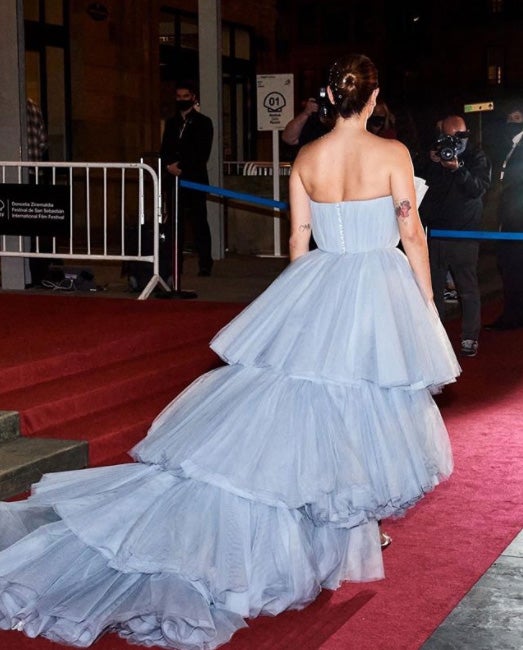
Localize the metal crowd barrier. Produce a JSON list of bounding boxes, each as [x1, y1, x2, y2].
[[223, 161, 292, 176], [242, 162, 292, 176], [0, 160, 170, 299]]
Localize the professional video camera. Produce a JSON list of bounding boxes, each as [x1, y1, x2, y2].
[[431, 132, 469, 161]]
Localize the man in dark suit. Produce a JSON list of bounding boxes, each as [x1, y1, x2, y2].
[[486, 105, 523, 330], [160, 81, 214, 276]]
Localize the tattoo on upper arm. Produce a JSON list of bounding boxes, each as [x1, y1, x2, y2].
[[298, 223, 311, 232], [395, 199, 412, 221]]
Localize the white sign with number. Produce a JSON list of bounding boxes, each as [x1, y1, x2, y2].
[[256, 74, 294, 131]]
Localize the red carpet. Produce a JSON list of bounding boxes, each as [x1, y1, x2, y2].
[[0, 293, 242, 466], [0, 294, 522, 649]]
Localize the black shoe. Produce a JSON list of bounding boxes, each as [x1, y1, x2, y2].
[[198, 260, 213, 277]]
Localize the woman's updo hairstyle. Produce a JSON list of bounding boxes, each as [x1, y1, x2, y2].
[[328, 54, 379, 119]]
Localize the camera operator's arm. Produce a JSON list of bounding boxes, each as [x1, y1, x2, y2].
[[282, 99, 318, 146], [450, 149, 492, 198]]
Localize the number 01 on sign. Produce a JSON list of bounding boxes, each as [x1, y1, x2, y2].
[[256, 74, 294, 131]]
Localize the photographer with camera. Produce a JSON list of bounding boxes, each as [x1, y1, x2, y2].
[[282, 91, 334, 157], [417, 115, 491, 357]]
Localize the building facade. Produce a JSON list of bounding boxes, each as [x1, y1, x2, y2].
[[22, 0, 523, 165]]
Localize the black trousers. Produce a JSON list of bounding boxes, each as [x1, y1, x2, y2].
[[166, 185, 213, 274], [179, 189, 213, 272], [496, 241, 523, 326], [429, 238, 481, 341]]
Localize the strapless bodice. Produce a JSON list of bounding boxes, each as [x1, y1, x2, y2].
[[310, 195, 399, 254]]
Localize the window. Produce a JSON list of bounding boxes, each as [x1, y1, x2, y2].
[[24, 0, 70, 160], [487, 47, 504, 85], [160, 8, 255, 160]]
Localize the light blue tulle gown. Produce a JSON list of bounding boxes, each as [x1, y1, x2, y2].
[[0, 196, 460, 649]]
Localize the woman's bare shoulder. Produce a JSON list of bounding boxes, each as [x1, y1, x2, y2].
[[378, 136, 410, 159]]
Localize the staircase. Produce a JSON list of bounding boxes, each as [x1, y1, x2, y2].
[[0, 294, 241, 500], [0, 410, 88, 499]]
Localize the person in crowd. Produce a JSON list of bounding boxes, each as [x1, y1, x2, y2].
[[366, 98, 396, 138], [26, 97, 48, 163], [282, 94, 333, 156], [282, 94, 334, 250], [417, 114, 492, 357], [160, 81, 214, 276], [26, 97, 52, 287], [0, 54, 459, 650], [485, 105, 523, 330]]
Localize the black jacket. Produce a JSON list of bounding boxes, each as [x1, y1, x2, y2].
[[499, 137, 523, 232], [160, 109, 213, 185], [416, 145, 491, 230]]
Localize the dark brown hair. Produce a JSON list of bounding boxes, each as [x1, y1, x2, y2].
[[328, 54, 379, 119]]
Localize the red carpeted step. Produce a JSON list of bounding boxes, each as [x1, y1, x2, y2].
[[0, 295, 242, 480], [0, 294, 239, 387], [0, 342, 221, 439], [0, 306, 239, 394], [32, 385, 202, 467], [0, 325, 210, 394]]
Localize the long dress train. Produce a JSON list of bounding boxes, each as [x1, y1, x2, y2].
[[0, 196, 460, 649]]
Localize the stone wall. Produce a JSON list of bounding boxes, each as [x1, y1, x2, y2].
[[68, 0, 280, 164], [69, 1, 160, 163]]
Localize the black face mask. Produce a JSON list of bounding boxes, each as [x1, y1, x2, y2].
[[176, 99, 194, 112], [506, 122, 523, 139]]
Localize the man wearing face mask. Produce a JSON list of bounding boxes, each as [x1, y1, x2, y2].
[[161, 81, 214, 277], [417, 114, 492, 357], [485, 105, 523, 330]]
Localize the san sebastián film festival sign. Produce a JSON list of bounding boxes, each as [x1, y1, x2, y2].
[[256, 74, 294, 131], [0, 183, 70, 237]]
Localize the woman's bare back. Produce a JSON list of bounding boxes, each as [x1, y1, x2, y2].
[[295, 126, 405, 203]]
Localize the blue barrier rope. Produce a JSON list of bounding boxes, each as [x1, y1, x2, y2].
[[180, 181, 523, 241], [430, 229, 523, 241], [180, 179, 289, 211]]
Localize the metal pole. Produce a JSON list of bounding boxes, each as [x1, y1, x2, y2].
[[160, 176, 196, 299], [173, 176, 181, 292]]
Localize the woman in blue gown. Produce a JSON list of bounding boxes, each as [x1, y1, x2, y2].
[[0, 54, 460, 649]]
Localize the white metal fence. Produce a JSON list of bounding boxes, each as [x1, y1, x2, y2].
[[223, 161, 292, 176], [0, 161, 169, 299]]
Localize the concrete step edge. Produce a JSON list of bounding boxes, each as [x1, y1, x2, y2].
[[0, 410, 21, 443], [0, 436, 88, 500]]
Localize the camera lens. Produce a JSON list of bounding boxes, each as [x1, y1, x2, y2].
[[439, 146, 456, 160]]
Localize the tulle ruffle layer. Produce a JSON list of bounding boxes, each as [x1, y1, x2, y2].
[[211, 248, 461, 393], [0, 466, 382, 649], [133, 364, 453, 520]]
